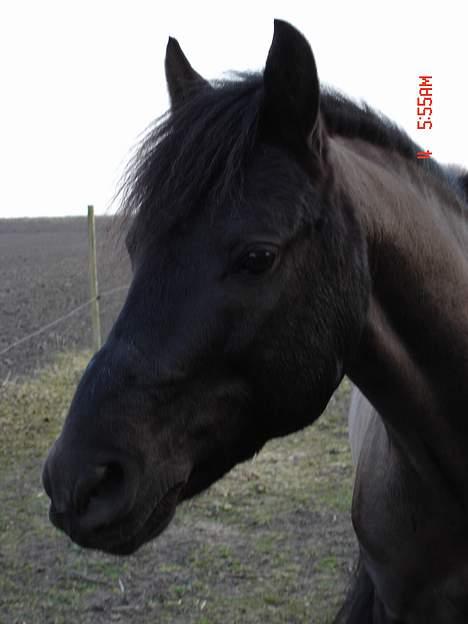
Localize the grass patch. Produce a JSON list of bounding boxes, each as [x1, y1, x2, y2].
[[0, 352, 357, 623]]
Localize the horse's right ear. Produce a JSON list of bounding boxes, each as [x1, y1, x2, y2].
[[262, 20, 322, 157], [165, 37, 209, 108]]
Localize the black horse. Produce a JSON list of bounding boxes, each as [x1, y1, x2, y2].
[[43, 21, 468, 623]]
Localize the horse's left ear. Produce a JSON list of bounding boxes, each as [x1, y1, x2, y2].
[[165, 37, 209, 108], [263, 20, 321, 154]]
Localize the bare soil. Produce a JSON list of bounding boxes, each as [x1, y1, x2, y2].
[[0, 217, 131, 380]]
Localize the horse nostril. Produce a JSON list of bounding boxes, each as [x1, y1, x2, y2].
[[44, 448, 140, 538], [74, 462, 125, 517]]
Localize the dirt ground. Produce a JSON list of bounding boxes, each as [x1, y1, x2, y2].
[[0, 218, 358, 623], [0, 217, 131, 380]]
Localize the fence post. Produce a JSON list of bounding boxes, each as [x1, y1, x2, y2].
[[87, 205, 102, 352]]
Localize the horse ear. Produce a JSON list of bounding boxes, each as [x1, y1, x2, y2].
[[263, 20, 321, 153], [165, 37, 208, 107]]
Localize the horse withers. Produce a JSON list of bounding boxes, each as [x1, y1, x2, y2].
[[42, 20, 468, 623]]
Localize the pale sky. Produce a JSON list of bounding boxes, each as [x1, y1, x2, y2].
[[1, 0, 466, 218]]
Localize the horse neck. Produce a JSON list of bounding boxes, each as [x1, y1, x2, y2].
[[330, 136, 468, 488]]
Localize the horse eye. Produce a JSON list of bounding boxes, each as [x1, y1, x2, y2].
[[239, 248, 277, 275]]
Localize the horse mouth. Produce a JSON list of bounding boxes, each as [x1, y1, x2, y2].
[[106, 481, 185, 555], [51, 482, 185, 556]]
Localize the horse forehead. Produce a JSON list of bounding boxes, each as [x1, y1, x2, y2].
[[139, 204, 284, 256], [130, 144, 309, 255], [132, 227, 221, 289]]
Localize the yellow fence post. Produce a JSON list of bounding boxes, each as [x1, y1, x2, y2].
[[87, 205, 101, 352]]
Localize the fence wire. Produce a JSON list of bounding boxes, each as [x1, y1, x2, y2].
[[0, 285, 129, 358]]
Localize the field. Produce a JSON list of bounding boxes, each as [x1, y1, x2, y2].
[[0, 217, 131, 380], [0, 218, 357, 623]]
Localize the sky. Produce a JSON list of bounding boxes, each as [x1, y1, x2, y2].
[[1, 0, 466, 218]]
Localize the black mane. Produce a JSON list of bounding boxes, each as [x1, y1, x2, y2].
[[119, 75, 263, 248], [118, 73, 464, 245], [321, 89, 421, 158]]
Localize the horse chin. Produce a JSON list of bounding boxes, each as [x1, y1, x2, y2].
[[100, 465, 221, 555], [69, 481, 186, 556], [103, 463, 227, 555]]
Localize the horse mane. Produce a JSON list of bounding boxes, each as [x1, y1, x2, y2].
[[118, 74, 263, 249], [117, 72, 465, 247]]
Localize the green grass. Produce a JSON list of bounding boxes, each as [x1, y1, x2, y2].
[[0, 352, 357, 623]]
